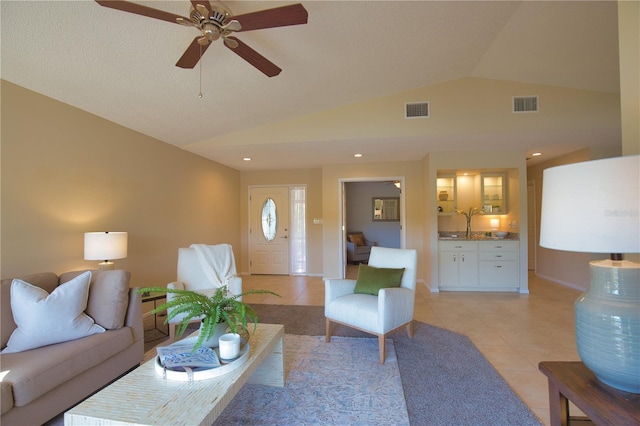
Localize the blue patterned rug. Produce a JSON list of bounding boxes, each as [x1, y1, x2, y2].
[[213, 335, 409, 425], [250, 304, 542, 426]]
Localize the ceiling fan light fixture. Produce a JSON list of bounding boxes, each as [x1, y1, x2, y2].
[[202, 22, 220, 41]]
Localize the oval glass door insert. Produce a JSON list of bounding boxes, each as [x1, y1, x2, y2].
[[261, 198, 277, 241]]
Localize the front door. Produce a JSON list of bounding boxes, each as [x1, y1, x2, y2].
[[249, 186, 290, 274]]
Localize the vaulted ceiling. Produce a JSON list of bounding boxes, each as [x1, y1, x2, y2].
[[1, 1, 621, 170]]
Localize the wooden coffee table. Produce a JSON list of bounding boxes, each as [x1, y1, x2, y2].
[[65, 323, 284, 426]]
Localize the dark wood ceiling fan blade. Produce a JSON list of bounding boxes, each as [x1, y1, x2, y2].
[[94, 1, 188, 24], [233, 4, 308, 32], [224, 37, 281, 77], [176, 37, 211, 69]]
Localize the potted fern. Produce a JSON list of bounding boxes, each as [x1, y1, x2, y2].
[[138, 285, 278, 351]]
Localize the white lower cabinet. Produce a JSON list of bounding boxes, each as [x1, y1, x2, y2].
[[438, 240, 519, 291], [478, 241, 519, 289], [438, 241, 478, 289]]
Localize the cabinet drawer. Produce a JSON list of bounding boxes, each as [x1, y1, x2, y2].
[[479, 251, 518, 261], [479, 261, 518, 287], [479, 241, 518, 252], [439, 241, 477, 251]]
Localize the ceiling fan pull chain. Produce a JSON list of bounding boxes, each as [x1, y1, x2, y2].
[[198, 43, 203, 98]]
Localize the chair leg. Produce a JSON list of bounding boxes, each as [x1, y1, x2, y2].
[[406, 320, 414, 339], [325, 318, 332, 343], [378, 334, 386, 364]]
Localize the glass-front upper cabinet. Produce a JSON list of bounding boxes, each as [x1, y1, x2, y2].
[[481, 173, 507, 214], [436, 175, 457, 215]]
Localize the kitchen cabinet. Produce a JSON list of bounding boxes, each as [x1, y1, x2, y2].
[[438, 241, 478, 288], [479, 241, 519, 289], [436, 175, 457, 215], [438, 240, 519, 291], [481, 173, 507, 214]]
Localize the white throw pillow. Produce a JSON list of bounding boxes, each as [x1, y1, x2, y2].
[[1, 271, 105, 353]]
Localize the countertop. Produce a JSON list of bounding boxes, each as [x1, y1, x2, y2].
[[438, 234, 519, 241]]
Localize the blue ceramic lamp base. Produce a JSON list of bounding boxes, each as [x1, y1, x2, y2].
[[575, 259, 640, 394]]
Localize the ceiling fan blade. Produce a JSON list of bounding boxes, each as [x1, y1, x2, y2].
[[232, 3, 308, 32], [224, 36, 281, 77], [223, 36, 239, 49], [94, 1, 188, 24], [176, 37, 212, 69], [191, 1, 211, 15]]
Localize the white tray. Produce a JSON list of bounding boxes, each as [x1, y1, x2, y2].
[[154, 340, 250, 381]]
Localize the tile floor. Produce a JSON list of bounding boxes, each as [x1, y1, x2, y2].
[[241, 268, 585, 426]]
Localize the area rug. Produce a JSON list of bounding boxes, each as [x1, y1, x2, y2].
[[213, 334, 409, 425], [251, 304, 542, 426]]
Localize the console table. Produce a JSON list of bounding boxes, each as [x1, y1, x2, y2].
[[538, 361, 640, 426]]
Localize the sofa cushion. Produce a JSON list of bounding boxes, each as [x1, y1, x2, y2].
[[349, 234, 364, 246], [1, 272, 59, 349], [1, 327, 134, 407], [1, 272, 105, 354], [60, 269, 131, 329], [354, 264, 405, 296]]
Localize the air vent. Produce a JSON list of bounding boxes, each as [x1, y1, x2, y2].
[[513, 96, 538, 113], [405, 102, 430, 119]]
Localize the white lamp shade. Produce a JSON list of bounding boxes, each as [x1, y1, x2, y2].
[[84, 232, 128, 261], [540, 155, 639, 254], [490, 219, 500, 230]]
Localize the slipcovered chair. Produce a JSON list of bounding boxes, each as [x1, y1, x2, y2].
[[325, 246, 418, 363], [346, 231, 377, 264], [166, 244, 242, 341]]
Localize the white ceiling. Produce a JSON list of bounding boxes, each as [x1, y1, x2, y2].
[[1, 1, 621, 170]]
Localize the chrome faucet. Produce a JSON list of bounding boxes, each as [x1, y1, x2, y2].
[[457, 207, 482, 238]]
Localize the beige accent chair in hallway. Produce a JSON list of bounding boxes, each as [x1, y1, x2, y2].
[[346, 231, 377, 264], [166, 244, 242, 341], [325, 246, 418, 363]]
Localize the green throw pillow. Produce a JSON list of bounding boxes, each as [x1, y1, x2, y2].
[[354, 264, 405, 295]]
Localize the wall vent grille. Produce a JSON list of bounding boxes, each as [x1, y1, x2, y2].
[[405, 102, 430, 118], [513, 96, 538, 112]]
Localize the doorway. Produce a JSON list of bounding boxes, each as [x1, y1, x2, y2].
[[339, 178, 405, 278]]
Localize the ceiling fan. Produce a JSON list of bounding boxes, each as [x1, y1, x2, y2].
[[94, 1, 308, 77]]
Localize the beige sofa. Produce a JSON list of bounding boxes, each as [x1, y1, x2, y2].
[[0, 270, 143, 426]]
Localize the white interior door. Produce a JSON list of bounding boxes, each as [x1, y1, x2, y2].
[[250, 186, 290, 275]]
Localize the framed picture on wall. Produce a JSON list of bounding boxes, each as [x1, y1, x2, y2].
[[372, 197, 399, 221]]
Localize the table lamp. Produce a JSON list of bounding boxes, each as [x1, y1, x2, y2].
[[540, 155, 639, 393], [84, 232, 128, 270]]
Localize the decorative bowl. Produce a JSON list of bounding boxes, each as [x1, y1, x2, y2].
[[494, 231, 508, 239]]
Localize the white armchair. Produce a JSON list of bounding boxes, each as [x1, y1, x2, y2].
[[166, 244, 242, 341], [325, 246, 418, 363]]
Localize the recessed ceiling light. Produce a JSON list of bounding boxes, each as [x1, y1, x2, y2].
[[354, 153, 363, 158], [532, 152, 542, 157], [243, 157, 252, 161]]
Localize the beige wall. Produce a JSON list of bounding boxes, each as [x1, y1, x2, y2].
[[526, 147, 621, 291], [321, 161, 424, 280], [239, 168, 323, 275], [618, 1, 640, 156], [1, 81, 240, 286], [192, 77, 621, 151]]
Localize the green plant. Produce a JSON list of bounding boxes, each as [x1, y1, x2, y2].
[[138, 285, 279, 351]]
